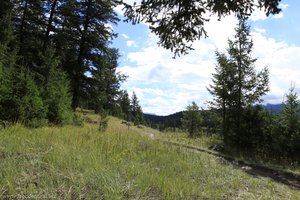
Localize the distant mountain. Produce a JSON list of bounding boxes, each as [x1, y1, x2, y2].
[[144, 113, 157, 116], [263, 103, 283, 113]]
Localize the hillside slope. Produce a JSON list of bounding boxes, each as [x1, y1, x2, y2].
[[0, 116, 299, 199]]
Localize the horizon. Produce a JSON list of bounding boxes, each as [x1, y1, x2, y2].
[[143, 103, 283, 117]]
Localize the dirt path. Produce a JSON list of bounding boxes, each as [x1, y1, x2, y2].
[[163, 140, 300, 190], [129, 125, 300, 190]]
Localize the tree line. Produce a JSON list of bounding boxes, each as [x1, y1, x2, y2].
[[0, 0, 143, 127]]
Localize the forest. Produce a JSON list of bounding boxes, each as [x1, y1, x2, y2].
[[0, 0, 144, 127]]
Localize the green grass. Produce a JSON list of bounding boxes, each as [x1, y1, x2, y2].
[[159, 131, 300, 176], [0, 117, 299, 199], [157, 131, 221, 149]]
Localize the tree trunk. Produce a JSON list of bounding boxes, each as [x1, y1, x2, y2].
[[71, 1, 90, 110], [19, 0, 29, 51], [43, 0, 58, 51], [237, 29, 243, 136]]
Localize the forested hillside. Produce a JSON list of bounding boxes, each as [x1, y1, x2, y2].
[[0, 0, 145, 127], [144, 112, 183, 131]]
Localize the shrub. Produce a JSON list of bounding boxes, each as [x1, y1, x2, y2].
[[0, 68, 47, 127], [72, 113, 85, 126], [43, 49, 72, 125], [99, 111, 109, 132]]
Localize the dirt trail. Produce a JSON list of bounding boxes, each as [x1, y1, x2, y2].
[[128, 125, 300, 190], [163, 140, 300, 190]]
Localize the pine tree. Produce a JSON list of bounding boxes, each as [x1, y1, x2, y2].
[[0, 0, 13, 20], [119, 90, 131, 121], [0, 6, 16, 68], [134, 105, 144, 125], [181, 101, 202, 137], [0, 68, 47, 127], [207, 52, 236, 137], [0, 12, 18, 123], [280, 85, 300, 155], [13, 0, 46, 70], [86, 48, 126, 113], [43, 49, 72, 125], [54, 0, 119, 110], [130, 92, 144, 125], [208, 20, 269, 145]]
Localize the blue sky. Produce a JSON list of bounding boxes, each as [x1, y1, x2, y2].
[[111, 0, 300, 115]]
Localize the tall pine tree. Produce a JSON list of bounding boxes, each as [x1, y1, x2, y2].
[[208, 20, 269, 146]]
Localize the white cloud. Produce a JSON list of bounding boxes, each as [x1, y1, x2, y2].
[[280, 3, 289, 10], [114, 0, 141, 15], [114, 5, 124, 16], [126, 40, 138, 47], [254, 27, 266, 34], [250, 3, 289, 21], [251, 30, 300, 103], [121, 33, 129, 39], [249, 8, 268, 21], [273, 12, 284, 19]]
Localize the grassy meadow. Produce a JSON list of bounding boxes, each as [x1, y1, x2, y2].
[[0, 115, 299, 199]]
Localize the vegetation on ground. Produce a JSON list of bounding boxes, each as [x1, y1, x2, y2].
[[0, 116, 299, 199], [0, 1, 299, 198], [159, 131, 300, 176]]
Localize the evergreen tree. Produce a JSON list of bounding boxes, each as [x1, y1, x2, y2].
[[13, 0, 46, 71], [0, 68, 47, 127], [208, 20, 269, 145], [273, 85, 300, 156], [0, 7, 16, 69], [207, 52, 236, 138], [130, 92, 144, 125], [0, 13, 18, 123], [181, 101, 202, 137], [0, 0, 13, 20], [54, 0, 119, 110], [0, 0, 125, 127], [119, 90, 131, 121], [282, 86, 300, 136], [86, 48, 126, 113], [134, 105, 144, 125], [43, 49, 72, 125]]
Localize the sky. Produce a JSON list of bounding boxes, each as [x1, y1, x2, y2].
[[111, 0, 300, 116]]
